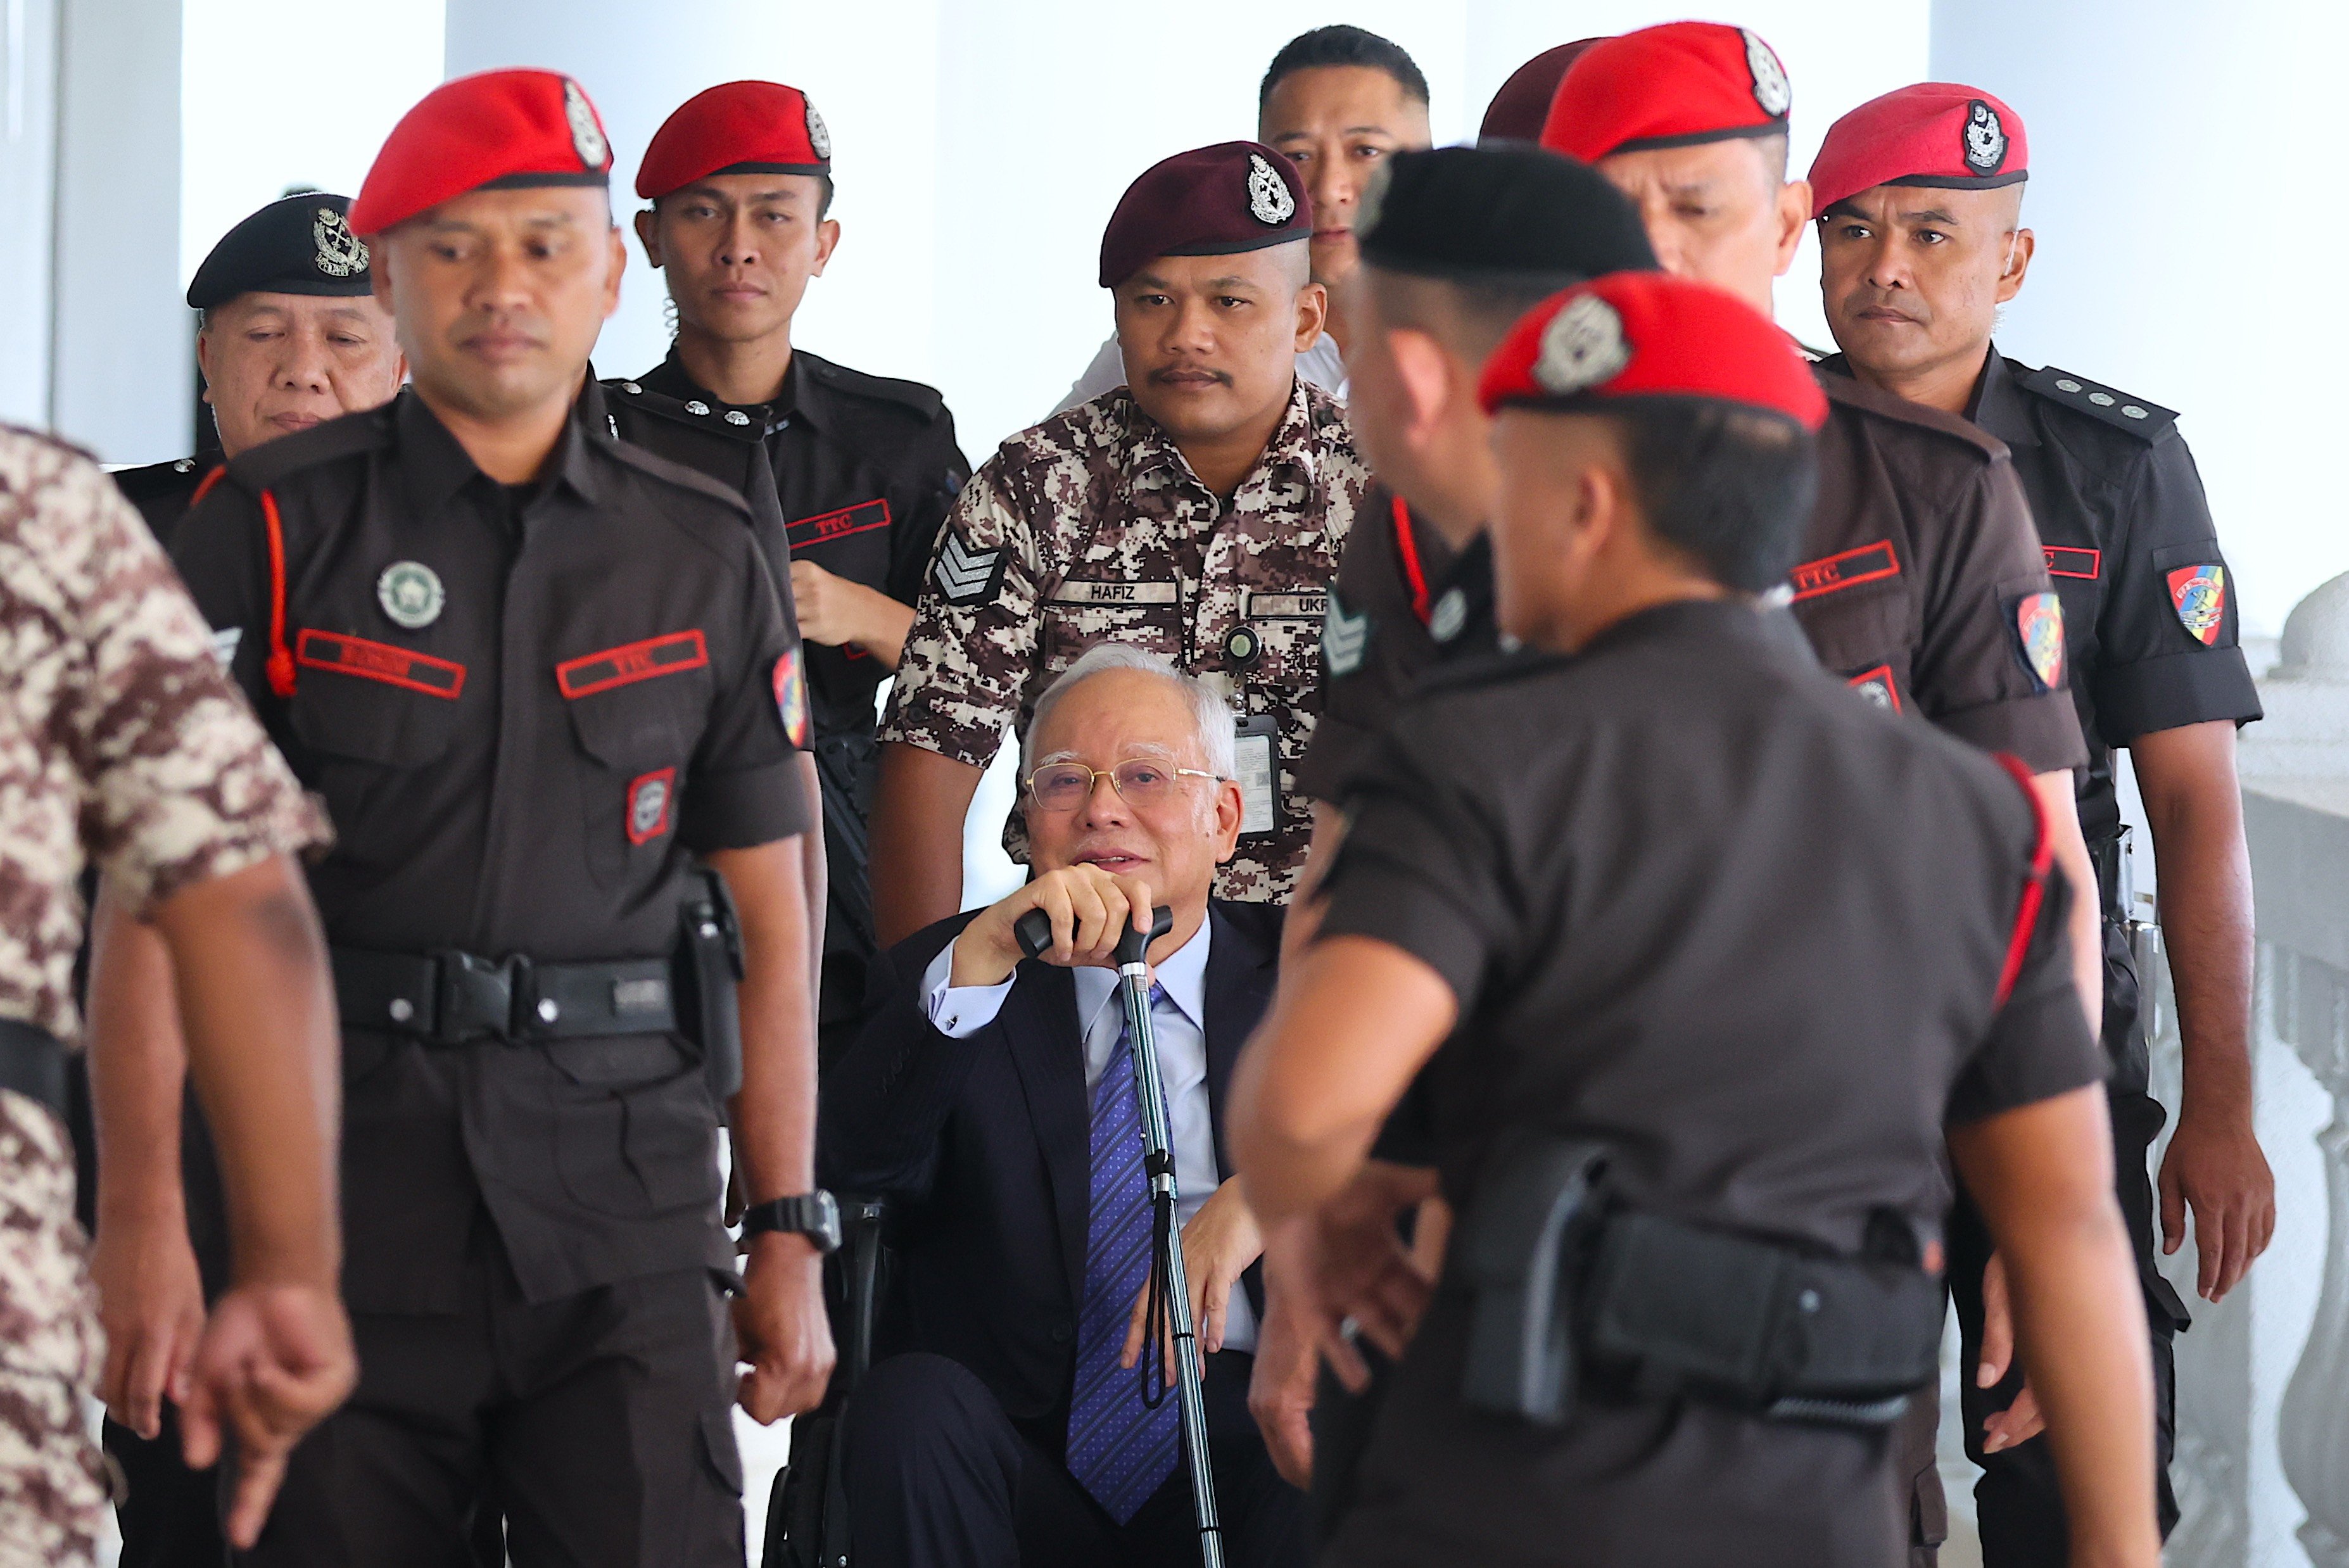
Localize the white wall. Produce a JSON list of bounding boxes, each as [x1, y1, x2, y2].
[[0, 0, 60, 429], [1932, 0, 2347, 636]]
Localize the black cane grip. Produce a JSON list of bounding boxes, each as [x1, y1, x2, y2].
[[1014, 907, 1054, 961], [1114, 904, 1175, 967]]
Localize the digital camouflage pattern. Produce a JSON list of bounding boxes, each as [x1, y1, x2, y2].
[[881, 379, 1371, 900], [0, 428, 326, 1564]]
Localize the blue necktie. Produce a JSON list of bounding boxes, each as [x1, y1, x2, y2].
[[1066, 985, 1181, 1523]]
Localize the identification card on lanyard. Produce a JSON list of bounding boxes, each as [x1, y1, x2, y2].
[[1233, 714, 1281, 838]]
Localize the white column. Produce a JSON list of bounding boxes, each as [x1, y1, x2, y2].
[[50, 0, 184, 462], [0, 0, 59, 429]]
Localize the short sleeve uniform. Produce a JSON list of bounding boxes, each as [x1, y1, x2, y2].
[[1792, 370, 2086, 773], [881, 379, 1369, 901], [170, 388, 806, 1312], [0, 429, 323, 1563], [1313, 599, 2101, 1568]]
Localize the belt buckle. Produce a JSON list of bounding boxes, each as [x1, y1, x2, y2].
[[433, 951, 514, 1044], [504, 954, 550, 1040]]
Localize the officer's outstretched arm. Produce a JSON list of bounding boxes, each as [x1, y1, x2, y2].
[[1949, 1085, 2158, 1568], [1230, 933, 1456, 1229], [869, 742, 985, 947], [144, 852, 353, 1551], [706, 837, 838, 1424]]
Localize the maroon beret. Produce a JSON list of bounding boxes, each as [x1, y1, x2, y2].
[[637, 80, 832, 201], [1479, 39, 1605, 144], [351, 69, 612, 237], [1098, 141, 1311, 289]]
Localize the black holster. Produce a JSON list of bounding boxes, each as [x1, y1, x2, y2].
[[1457, 1132, 1943, 1431], [676, 867, 747, 1102]]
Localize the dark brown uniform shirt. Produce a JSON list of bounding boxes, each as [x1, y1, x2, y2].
[[172, 388, 808, 1311], [1315, 600, 2101, 1568]]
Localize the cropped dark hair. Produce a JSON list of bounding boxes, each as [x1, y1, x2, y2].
[[1260, 25, 1429, 109], [1606, 399, 1818, 592]]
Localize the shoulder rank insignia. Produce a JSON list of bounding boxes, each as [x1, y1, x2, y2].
[[2019, 366, 2177, 440], [1322, 590, 1369, 678], [932, 531, 1005, 608], [2010, 590, 2067, 692], [2167, 563, 2228, 646]]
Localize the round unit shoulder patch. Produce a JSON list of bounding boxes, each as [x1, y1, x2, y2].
[[1247, 153, 1297, 227], [1535, 294, 1633, 397], [1963, 100, 2007, 175], [313, 208, 367, 279], [564, 79, 609, 170], [377, 560, 446, 630], [773, 647, 809, 748], [805, 99, 832, 161], [1744, 29, 1792, 118]]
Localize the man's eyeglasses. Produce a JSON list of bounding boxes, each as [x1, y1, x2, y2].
[[1023, 760, 1220, 813]]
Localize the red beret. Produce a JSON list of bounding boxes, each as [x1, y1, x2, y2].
[[1098, 141, 1311, 289], [1808, 84, 2027, 217], [1541, 22, 1792, 163], [351, 70, 613, 237], [636, 80, 832, 201], [1478, 39, 1605, 144], [1479, 270, 1827, 431]]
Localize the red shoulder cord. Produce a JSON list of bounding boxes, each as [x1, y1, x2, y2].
[[1989, 752, 2055, 1011], [1390, 495, 1431, 625], [260, 490, 297, 697], [188, 464, 227, 510]]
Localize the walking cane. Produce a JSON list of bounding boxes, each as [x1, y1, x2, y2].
[[1016, 901, 1225, 1568]]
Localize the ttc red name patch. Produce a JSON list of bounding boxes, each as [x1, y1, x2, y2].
[[626, 768, 676, 845], [787, 498, 890, 550], [1788, 540, 1900, 600], [774, 647, 809, 747], [2167, 563, 2227, 646]]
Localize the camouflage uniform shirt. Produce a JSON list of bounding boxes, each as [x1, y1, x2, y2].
[[880, 379, 1371, 900], [0, 429, 322, 1564]]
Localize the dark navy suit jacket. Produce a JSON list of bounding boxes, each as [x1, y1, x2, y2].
[[818, 899, 1282, 1431]]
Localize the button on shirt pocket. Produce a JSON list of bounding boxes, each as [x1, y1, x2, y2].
[[556, 631, 711, 887]]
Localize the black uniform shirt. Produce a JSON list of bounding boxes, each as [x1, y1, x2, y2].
[[172, 388, 807, 1310], [633, 346, 968, 742], [1315, 600, 2101, 1566], [1955, 351, 2259, 859], [111, 454, 221, 555]]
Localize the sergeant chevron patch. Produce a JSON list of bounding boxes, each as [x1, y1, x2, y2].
[[1322, 590, 1369, 678], [932, 533, 1005, 607]]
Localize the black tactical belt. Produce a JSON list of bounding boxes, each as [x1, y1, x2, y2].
[[331, 947, 677, 1046], [1459, 1135, 1942, 1431], [0, 1016, 68, 1121]]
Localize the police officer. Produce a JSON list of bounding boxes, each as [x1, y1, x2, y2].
[[612, 79, 970, 1058], [99, 71, 837, 1565], [1054, 26, 1434, 412], [0, 427, 352, 1564], [871, 141, 1376, 944], [1542, 42, 2109, 1550], [111, 194, 405, 551], [1809, 84, 2274, 1563], [1228, 270, 2160, 1568]]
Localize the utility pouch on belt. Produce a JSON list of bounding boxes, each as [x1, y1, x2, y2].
[[1456, 1132, 1943, 1431], [1457, 1132, 1611, 1424], [677, 866, 747, 1101]]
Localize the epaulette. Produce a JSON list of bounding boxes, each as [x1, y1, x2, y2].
[[595, 431, 756, 521], [1818, 369, 2008, 464], [797, 350, 947, 422], [223, 403, 395, 492], [110, 456, 208, 506], [2017, 365, 2177, 442], [602, 377, 764, 443]]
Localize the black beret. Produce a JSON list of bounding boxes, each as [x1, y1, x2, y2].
[[186, 193, 373, 310], [1099, 141, 1311, 289], [1355, 144, 1657, 283]]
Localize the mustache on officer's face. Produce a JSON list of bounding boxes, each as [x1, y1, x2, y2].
[[1146, 365, 1235, 388]]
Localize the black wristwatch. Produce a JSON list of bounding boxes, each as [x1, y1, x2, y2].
[[741, 1190, 842, 1254]]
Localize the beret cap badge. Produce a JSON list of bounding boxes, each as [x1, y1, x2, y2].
[[564, 79, 608, 170], [1963, 101, 2007, 174], [1535, 294, 1633, 396], [312, 208, 367, 278], [1247, 153, 1297, 227], [804, 99, 832, 161], [1744, 28, 1792, 117]]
